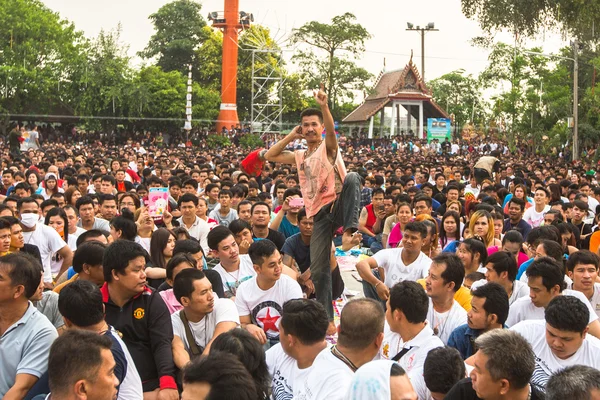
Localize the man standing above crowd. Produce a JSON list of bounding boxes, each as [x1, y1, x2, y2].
[[265, 85, 361, 331]]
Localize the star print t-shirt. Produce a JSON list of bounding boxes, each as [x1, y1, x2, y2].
[[235, 274, 303, 340], [212, 254, 256, 298]]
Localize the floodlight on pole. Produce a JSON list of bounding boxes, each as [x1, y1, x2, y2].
[[406, 22, 439, 82]]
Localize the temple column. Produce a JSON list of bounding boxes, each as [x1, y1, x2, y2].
[[368, 116, 374, 139], [419, 102, 424, 139], [406, 105, 412, 133], [390, 103, 395, 137]]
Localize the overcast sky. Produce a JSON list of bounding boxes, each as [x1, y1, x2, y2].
[[42, 0, 569, 84]]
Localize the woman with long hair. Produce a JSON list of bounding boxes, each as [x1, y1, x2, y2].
[[64, 186, 82, 207], [468, 209, 501, 248], [110, 209, 138, 242], [147, 227, 176, 288], [415, 214, 441, 258], [386, 202, 413, 248], [41, 173, 63, 200], [45, 207, 70, 279], [26, 170, 44, 195], [440, 211, 461, 250]]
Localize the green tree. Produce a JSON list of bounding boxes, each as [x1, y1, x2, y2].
[[140, 0, 208, 74], [461, 0, 600, 41], [429, 70, 484, 130], [0, 0, 87, 133], [76, 26, 133, 132], [290, 13, 373, 110]]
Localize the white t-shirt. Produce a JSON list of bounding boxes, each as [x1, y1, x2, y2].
[[377, 323, 443, 400], [266, 343, 320, 400], [213, 255, 256, 298], [294, 347, 354, 400], [23, 223, 68, 283], [171, 298, 239, 352], [135, 236, 151, 255], [471, 279, 529, 305], [108, 327, 144, 400], [67, 227, 86, 251], [523, 205, 550, 228], [567, 282, 600, 318], [511, 319, 600, 389], [177, 216, 210, 255], [235, 274, 302, 340], [372, 249, 432, 288], [426, 299, 467, 345], [507, 290, 599, 327]]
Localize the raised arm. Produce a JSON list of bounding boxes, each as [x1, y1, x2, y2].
[[264, 127, 303, 165], [314, 83, 337, 156]]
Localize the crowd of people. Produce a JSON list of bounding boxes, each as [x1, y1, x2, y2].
[[1, 86, 600, 400]]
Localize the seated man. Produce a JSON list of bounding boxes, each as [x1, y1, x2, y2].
[[444, 330, 543, 400], [270, 187, 303, 239], [181, 352, 258, 400], [235, 240, 302, 347], [566, 250, 600, 317], [472, 251, 528, 305], [423, 347, 466, 400], [448, 282, 509, 359], [266, 299, 329, 399], [44, 330, 119, 400], [379, 281, 444, 399], [294, 298, 385, 400], [171, 268, 239, 368], [507, 257, 600, 338], [281, 209, 347, 299], [546, 365, 600, 400], [58, 280, 143, 399], [101, 240, 178, 399], [425, 253, 468, 345], [358, 188, 387, 251], [0, 253, 58, 400], [510, 296, 600, 389], [356, 221, 431, 304]]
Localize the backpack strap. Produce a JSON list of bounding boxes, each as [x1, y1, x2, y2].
[[179, 311, 202, 357]]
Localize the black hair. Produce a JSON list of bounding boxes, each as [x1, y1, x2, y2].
[[73, 241, 106, 274], [545, 296, 589, 334], [403, 221, 427, 239], [207, 226, 234, 251], [16, 196, 38, 211], [486, 251, 518, 281], [98, 194, 116, 205], [508, 196, 526, 211], [229, 219, 251, 236], [461, 238, 488, 266], [149, 228, 176, 269], [173, 267, 206, 303], [58, 280, 104, 327], [471, 282, 510, 325], [536, 239, 565, 263], [300, 108, 324, 123], [48, 330, 113, 397], [75, 229, 108, 248], [251, 201, 271, 215], [248, 239, 278, 267], [211, 329, 271, 399], [389, 281, 428, 323], [280, 299, 329, 345], [75, 195, 95, 211], [103, 240, 147, 283], [566, 250, 600, 272], [525, 257, 566, 292], [502, 230, 524, 245], [110, 210, 137, 241], [433, 253, 465, 293], [0, 253, 43, 298], [173, 238, 203, 257], [423, 347, 466, 395]]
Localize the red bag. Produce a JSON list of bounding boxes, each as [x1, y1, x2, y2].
[[241, 148, 265, 177]]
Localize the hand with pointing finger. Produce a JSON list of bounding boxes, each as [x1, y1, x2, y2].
[[314, 83, 328, 107]]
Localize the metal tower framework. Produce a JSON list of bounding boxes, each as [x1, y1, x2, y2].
[[251, 48, 285, 134]]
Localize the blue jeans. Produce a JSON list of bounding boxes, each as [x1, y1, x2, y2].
[[362, 269, 386, 310], [310, 172, 361, 320]]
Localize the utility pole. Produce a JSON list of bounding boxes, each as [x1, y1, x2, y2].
[[572, 39, 579, 161], [406, 23, 439, 82]]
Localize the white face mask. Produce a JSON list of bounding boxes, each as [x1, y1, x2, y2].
[[20, 213, 39, 228]]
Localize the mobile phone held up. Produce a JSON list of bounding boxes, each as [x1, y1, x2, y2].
[[289, 198, 305, 208]]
